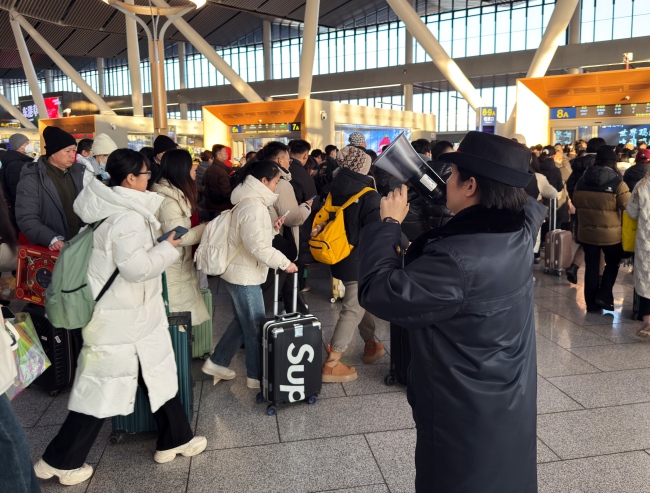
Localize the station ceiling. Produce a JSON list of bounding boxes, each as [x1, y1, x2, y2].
[[0, 0, 508, 79]]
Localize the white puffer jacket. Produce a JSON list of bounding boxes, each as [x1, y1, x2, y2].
[[153, 179, 209, 325], [0, 322, 17, 395], [221, 175, 291, 286], [627, 177, 650, 298], [68, 179, 180, 418]]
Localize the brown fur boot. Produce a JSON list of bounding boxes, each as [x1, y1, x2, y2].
[[322, 349, 358, 382], [362, 339, 386, 364]]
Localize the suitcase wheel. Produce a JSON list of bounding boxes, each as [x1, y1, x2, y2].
[[109, 433, 124, 445], [544, 268, 550, 274], [256, 393, 265, 404], [266, 405, 277, 416], [49, 390, 59, 397], [307, 395, 317, 405], [202, 353, 211, 361], [384, 375, 397, 386], [331, 298, 336, 303]]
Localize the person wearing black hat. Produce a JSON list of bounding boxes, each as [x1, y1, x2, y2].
[[150, 135, 178, 186], [15, 126, 86, 250], [356, 131, 546, 493], [573, 146, 630, 312], [1, 133, 34, 233]]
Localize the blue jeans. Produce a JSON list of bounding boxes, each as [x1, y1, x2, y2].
[[211, 281, 265, 379], [0, 394, 41, 492]]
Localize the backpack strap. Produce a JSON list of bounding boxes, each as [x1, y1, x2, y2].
[[338, 187, 375, 212], [92, 218, 117, 303]]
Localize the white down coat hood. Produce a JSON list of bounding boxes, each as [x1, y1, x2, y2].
[[68, 179, 180, 418], [221, 175, 291, 286]]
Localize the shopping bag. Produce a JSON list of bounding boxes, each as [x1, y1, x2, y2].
[[622, 211, 638, 253], [5, 312, 51, 400]]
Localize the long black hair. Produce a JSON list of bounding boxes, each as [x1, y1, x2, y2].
[[157, 149, 199, 212], [239, 159, 280, 184], [106, 149, 150, 188]]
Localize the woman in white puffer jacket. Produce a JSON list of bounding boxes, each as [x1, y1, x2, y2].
[[202, 159, 298, 389], [152, 149, 209, 326], [627, 172, 650, 337], [33, 149, 206, 487]]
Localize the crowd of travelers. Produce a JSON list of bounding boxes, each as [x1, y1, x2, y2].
[[1, 124, 648, 493]]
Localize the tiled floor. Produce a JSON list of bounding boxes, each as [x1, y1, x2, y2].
[[11, 259, 650, 492]]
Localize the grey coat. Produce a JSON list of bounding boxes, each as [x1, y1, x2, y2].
[[15, 157, 84, 247]]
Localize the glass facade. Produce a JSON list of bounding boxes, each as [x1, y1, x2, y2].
[[2, 0, 638, 132]]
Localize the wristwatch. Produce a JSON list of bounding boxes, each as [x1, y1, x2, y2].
[[382, 217, 400, 224]]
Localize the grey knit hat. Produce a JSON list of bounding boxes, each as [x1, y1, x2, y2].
[[348, 132, 366, 148], [9, 133, 28, 151]]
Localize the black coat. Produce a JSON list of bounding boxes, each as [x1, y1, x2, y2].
[[358, 198, 546, 493], [1, 150, 33, 204], [289, 158, 317, 204], [329, 168, 381, 282], [623, 162, 650, 193], [567, 153, 596, 200], [539, 157, 564, 192]]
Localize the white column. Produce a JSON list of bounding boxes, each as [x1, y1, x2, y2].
[[567, 0, 582, 74], [9, 15, 47, 119], [263, 20, 272, 81], [0, 91, 37, 129], [125, 0, 144, 116], [44, 70, 53, 93], [386, 0, 485, 110], [151, 0, 263, 102], [404, 7, 414, 112], [526, 0, 582, 78], [13, 14, 115, 115], [178, 42, 188, 120], [298, 0, 320, 100], [97, 58, 105, 97]]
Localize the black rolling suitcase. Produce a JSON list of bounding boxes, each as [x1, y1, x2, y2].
[[23, 303, 82, 396], [385, 323, 410, 386], [257, 272, 322, 415]]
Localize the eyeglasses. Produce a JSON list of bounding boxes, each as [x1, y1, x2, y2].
[[134, 170, 152, 177]]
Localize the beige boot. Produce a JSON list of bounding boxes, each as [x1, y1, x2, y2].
[[637, 315, 650, 338], [322, 349, 358, 383], [362, 338, 386, 364]]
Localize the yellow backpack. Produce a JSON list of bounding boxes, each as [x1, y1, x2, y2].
[[309, 187, 374, 265]]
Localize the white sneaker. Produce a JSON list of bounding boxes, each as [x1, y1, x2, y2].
[[153, 436, 208, 464], [34, 459, 93, 486], [201, 359, 235, 384], [247, 377, 260, 389]]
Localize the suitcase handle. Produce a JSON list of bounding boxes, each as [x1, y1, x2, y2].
[[273, 271, 299, 317], [549, 197, 557, 232]]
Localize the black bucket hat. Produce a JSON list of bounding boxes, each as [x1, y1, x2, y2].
[[442, 131, 533, 187]]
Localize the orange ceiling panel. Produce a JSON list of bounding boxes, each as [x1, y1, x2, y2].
[[518, 68, 650, 107], [204, 99, 306, 126]]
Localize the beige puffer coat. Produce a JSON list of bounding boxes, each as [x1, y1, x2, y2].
[[221, 175, 291, 286], [153, 179, 209, 326], [627, 176, 650, 298], [268, 166, 311, 261]]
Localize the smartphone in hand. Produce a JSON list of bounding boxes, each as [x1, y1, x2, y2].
[[157, 226, 189, 243], [280, 210, 290, 220]]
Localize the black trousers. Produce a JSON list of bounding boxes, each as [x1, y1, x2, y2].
[[42, 369, 193, 470], [639, 295, 650, 318], [583, 243, 623, 310]]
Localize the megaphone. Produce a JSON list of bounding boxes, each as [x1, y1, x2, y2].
[[373, 132, 446, 205]]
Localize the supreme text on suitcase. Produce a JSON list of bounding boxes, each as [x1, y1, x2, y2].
[[544, 198, 572, 276], [111, 311, 194, 440], [23, 303, 82, 396], [257, 272, 322, 415]]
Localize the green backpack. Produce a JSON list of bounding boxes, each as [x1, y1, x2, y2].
[[45, 220, 118, 329]]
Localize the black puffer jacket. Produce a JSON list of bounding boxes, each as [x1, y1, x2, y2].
[[539, 157, 564, 192], [1, 150, 33, 231], [357, 198, 546, 493], [567, 153, 596, 199], [329, 168, 381, 282], [623, 163, 650, 193], [289, 158, 317, 204]]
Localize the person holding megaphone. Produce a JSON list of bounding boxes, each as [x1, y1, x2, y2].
[[357, 131, 546, 493]]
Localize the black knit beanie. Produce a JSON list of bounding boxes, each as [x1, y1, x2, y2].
[[43, 126, 77, 157]]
